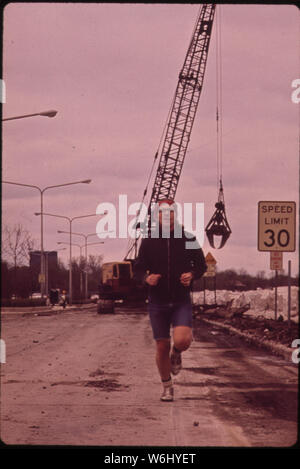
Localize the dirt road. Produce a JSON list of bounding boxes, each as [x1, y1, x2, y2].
[[0, 306, 298, 448]]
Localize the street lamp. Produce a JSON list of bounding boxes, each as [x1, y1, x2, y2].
[[57, 240, 104, 300], [2, 179, 92, 298], [57, 241, 84, 257], [58, 241, 85, 299], [35, 211, 97, 305], [57, 229, 110, 299], [2, 110, 58, 121]]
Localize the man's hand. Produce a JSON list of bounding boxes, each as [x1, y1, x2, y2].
[[145, 274, 162, 286], [180, 272, 193, 287]]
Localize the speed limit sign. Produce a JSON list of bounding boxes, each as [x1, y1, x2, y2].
[[258, 201, 296, 252]]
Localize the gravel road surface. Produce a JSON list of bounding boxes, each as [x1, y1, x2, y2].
[[0, 306, 298, 447]]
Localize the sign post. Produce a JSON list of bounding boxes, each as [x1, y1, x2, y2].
[[288, 260, 291, 328], [270, 252, 283, 321], [258, 201, 296, 322], [38, 273, 45, 284], [273, 270, 278, 320]]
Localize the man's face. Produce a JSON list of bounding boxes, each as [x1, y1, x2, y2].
[[158, 203, 175, 231]]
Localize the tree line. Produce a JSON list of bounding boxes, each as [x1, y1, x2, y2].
[[1, 223, 102, 302], [1, 256, 103, 301]]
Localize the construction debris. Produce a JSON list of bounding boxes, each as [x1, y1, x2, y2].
[[193, 300, 250, 319]]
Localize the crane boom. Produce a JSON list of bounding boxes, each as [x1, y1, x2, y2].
[[101, 5, 222, 304], [149, 4, 216, 207], [124, 4, 216, 259]]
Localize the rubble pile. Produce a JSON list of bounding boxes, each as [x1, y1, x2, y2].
[[192, 286, 299, 322], [192, 287, 299, 348]]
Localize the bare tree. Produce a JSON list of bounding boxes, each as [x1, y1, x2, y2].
[[257, 270, 266, 279], [87, 254, 103, 294], [87, 254, 103, 274], [2, 224, 36, 269]]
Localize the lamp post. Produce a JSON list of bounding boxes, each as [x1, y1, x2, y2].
[[58, 242, 85, 299], [35, 211, 96, 305], [57, 230, 109, 299], [2, 110, 58, 121], [2, 179, 91, 298], [58, 241, 84, 257], [57, 239, 104, 299], [2, 108, 58, 291]]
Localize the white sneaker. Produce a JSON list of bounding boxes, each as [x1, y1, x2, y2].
[[160, 386, 174, 402]]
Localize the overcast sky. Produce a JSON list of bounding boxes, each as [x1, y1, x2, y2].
[[2, 3, 299, 277]]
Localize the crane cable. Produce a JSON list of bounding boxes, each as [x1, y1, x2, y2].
[[125, 5, 206, 259], [205, 4, 231, 249], [216, 5, 223, 199]]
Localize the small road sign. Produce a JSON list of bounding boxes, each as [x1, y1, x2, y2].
[[204, 252, 217, 277], [205, 252, 217, 264], [204, 264, 216, 277], [258, 201, 296, 252], [270, 251, 283, 270], [38, 273, 45, 283]]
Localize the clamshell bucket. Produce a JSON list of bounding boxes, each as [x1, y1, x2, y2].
[[205, 183, 231, 249]]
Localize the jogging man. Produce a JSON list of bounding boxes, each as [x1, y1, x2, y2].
[[133, 198, 207, 401]]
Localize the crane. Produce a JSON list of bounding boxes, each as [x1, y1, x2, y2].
[[125, 3, 227, 259], [98, 4, 231, 309]]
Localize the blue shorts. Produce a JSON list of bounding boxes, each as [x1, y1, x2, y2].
[[148, 301, 193, 340]]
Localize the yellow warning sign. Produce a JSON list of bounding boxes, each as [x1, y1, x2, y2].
[[204, 264, 216, 277], [205, 252, 217, 264]]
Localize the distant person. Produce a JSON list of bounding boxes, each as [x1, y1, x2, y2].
[[61, 290, 67, 309], [133, 198, 207, 401], [50, 288, 59, 307]]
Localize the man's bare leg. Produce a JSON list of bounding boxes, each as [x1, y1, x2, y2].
[[155, 328, 192, 378], [155, 339, 174, 401], [155, 339, 171, 381], [173, 326, 193, 352]]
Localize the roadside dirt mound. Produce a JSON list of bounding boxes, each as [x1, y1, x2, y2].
[[198, 312, 299, 348]]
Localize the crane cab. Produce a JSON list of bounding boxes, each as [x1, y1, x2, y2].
[[98, 260, 147, 303], [99, 261, 134, 300]]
